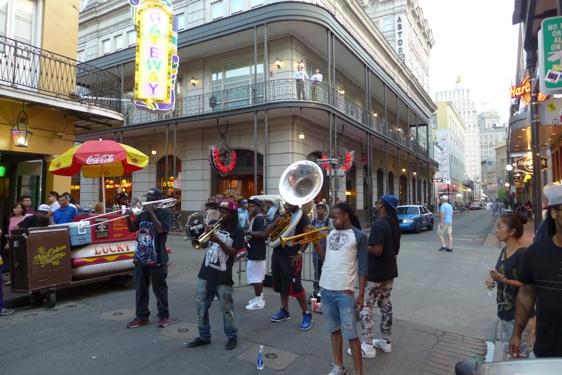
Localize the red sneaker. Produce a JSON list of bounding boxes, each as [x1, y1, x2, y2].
[[126, 318, 149, 329], [158, 318, 170, 328]]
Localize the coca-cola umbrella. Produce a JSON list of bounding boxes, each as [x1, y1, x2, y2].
[[48, 139, 149, 211]]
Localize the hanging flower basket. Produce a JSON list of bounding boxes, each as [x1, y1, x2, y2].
[[320, 153, 331, 172], [209, 145, 237, 176], [320, 151, 354, 174]]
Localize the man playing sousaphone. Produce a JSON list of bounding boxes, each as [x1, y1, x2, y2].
[[267, 201, 313, 331]]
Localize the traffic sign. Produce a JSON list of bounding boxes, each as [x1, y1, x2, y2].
[[539, 17, 562, 93]]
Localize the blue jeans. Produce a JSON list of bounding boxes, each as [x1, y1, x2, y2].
[[195, 278, 237, 340], [321, 288, 358, 340]]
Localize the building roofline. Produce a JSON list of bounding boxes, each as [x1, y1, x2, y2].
[[80, 1, 436, 120]]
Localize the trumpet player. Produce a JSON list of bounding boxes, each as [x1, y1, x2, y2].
[[187, 199, 245, 351], [125, 188, 173, 329], [267, 202, 313, 331]]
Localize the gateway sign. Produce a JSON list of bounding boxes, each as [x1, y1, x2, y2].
[[130, 0, 179, 111]]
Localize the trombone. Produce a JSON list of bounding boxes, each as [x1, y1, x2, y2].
[[78, 197, 177, 228], [192, 219, 222, 249], [280, 226, 329, 247]]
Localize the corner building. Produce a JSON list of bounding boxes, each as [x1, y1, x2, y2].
[[78, 0, 438, 221]]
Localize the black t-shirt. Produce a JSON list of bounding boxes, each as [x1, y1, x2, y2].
[[247, 214, 267, 260], [132, 209, 172, 266], [367, 217, 398, 282], [495, 247, 526, 321], [273, 213, 310, 257], [197, 224, 245, 286], [18, 215, 49, 229], [520, 236, 562, 357]]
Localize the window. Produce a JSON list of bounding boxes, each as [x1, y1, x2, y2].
[[250, 0, 263, 7], [0, 0, 37, 43], [176, 12, 186, 30], [114, 34, 123, 50], [211, 1, 223, 19], [127, 30, 136, 46], [231, 0, 244, 14], [102, 38, 111, 55], [77, 49, 85, 62]]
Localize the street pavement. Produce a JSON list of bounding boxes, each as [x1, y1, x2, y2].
[[0, 209, 500, 375]]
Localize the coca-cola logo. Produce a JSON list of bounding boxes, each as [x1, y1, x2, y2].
[[86, 154, 115, 165]]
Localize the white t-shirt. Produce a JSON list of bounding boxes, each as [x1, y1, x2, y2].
[[319, 227, 368, 291], [311, 73, 323, 83], [50, 201, 60, 212], [294, 70, 309, 80]]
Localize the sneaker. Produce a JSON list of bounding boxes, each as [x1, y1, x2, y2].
[[270, 308, 291, 322], [445, 248, 453, 252], [328, 363, 347, 375], [438, 246, 446, 251], [187, 337, 211, 348], [246, 296, 265, 311], [300, 312, 313, 331], [0, 308, 14, 316], [347, 342, 376, 358], [158, 318, 170, 328], [126, 318, 149, 329], [225, 337, 237, 350], [373, 339, 392, 353]]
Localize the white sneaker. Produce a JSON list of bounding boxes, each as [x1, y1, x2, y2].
[[327, 364, 347, 375], [346, 342, 376, 358], [245, 296, 265, 310], [247, 296, 257, 305], [374, 339, 392, 353]]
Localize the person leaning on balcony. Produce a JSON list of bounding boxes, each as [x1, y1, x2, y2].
[[310, 68, 323, 101], [295, 65, 309, 100]]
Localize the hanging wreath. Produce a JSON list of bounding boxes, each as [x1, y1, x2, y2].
[[209, 145, 237, 176], [340, 151, 354, 173], [320, 153, 331, 172]]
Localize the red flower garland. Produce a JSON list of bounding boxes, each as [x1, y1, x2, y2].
[[340, 151, 354, 173], [320, 153, 331, 171], [209, 145, 237, 176]]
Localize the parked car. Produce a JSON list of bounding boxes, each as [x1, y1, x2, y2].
[[469, 202, 483, 210], [397, 205, 434, 233]]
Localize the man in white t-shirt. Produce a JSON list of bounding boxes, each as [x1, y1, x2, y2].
[[310, 68, 323, 101], [316, 202, 368, 375], [295, 65, 309, 100]]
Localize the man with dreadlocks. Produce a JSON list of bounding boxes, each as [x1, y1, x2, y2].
[[351, 195, 401, 359]]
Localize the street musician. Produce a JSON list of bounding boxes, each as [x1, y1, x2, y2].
[[266, 202, 313, 331]]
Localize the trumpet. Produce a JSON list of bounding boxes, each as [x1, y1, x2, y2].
[[78, 197, 177, 228], [192, 219, 222, 249], [131, 197, 177, 215], [280, 226, 329, 247]]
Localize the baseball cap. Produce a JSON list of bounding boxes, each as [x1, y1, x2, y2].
[[440, 195, 449, 201], [219, 199, 238, 211], [37, 204, 51, 212], [248, 197, 262, 207], [316, 202, 327, 209], [144, 188, 162, 199], [381, 195, 398, 211], [543, 183, 562, 208]]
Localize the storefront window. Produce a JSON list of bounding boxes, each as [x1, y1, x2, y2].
[[211, 59, 264, 109], [212, 149, 263, 199], [156, 156, 182, 211]]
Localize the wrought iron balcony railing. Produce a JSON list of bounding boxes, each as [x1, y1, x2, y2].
[[123, 79, 428, 157], [0, 35, 121, 113]]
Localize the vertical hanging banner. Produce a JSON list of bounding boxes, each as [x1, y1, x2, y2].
[[130, 0, 179, 111]]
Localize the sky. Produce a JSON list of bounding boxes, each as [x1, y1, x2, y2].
[[418, 0, 520, 124]]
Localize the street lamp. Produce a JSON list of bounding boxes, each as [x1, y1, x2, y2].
[[506, 164, 513, 171]]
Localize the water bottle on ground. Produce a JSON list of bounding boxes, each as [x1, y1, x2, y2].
[[257, 344, 264, 370]]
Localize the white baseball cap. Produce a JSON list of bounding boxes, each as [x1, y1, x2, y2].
[[543, 183, 562, 208], [37, 204, 51, 212], [440, 195, 449, 201]]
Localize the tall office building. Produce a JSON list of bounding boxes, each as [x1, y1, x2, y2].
[[434, 79, 481, 185]]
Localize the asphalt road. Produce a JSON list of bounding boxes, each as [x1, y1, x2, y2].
[[0, 209, 500, 375]]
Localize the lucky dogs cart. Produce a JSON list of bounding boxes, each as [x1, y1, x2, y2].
[[8, 140, 149, 307]]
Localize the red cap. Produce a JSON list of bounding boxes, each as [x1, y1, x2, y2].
[[219, 199, 238, 211]]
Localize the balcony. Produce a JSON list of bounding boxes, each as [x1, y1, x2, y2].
[[123, 79, 429, 157], [0, 35, 122, 116]]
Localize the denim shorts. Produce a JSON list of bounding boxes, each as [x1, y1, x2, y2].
[[320, 288, 358, 340]]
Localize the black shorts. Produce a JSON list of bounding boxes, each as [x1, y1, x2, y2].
[[271, 250, 305, 298]]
